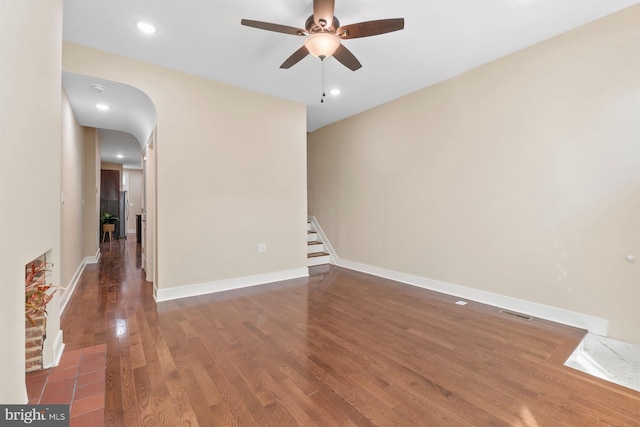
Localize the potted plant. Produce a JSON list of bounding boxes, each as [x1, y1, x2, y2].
[[100, 212, 119, 233], [100, 212, 120, 242]]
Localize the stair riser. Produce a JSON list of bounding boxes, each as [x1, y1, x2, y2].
[[307, 243, 324, 254], [307, 232, 318, 242], [308, 255, 330, 266]]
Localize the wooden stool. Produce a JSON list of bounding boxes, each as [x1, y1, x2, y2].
[[102, 224, 115, 242]]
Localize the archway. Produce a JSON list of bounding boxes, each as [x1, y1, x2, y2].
[[62, 72, 157, 282]]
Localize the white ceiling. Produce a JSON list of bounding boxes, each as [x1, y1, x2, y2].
[[62, 0, 638, 136], [99, 130, 144, 169], [62, 72, 156, 169]]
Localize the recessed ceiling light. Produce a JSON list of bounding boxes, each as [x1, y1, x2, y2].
[[116, 154, 124, 159], [96, 103, 110, 111], [329, 88, 341, 96], [136, 21, 156, 34]]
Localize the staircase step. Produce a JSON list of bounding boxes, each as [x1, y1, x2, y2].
[[306, 220, 329, 266], [307, 252, 330, 266], [308, 251, 329, 258], [307, 241, 324, 254]]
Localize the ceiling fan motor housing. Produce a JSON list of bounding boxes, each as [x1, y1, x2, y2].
[[305, 15, 341, 34]]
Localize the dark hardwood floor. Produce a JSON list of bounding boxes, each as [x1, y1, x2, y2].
[[62, 238, 640, 426]]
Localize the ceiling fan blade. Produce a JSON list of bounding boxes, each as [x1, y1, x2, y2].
[[241, 19, 307, 36], [332, 44, 362, 71], [337, 18, 404, 39], [313, 0, 335, 27], [280, 45, 310, 69]]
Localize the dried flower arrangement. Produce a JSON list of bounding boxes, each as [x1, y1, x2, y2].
[[25, 261, 56, 327]]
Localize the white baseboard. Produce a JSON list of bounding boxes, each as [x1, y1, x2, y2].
[[44, 330, 65, 369], [308, 216, 337, 265], [127, 228, 136, 234], [84, 248, 101, 264], [155, 267, 310, 302], [60, 248, 101, 314], [308, 217, 608, 336], [60, 260, 86, 314], [338, 259, 608, 336]]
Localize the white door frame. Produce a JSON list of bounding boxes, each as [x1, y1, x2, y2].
[[141, 130, 156, 286]]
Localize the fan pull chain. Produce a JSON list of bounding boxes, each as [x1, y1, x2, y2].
[[320, 58, 326, 103]]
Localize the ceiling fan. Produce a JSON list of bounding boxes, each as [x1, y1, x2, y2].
[[241, 0, 404, 71]]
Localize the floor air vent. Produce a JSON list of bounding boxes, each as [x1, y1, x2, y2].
[[499, 309, 533, 321]]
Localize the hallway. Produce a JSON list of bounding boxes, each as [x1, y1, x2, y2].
[[63, 238, 149, 352], [61, 238, 156, 425], [56, 238, 639, 426]]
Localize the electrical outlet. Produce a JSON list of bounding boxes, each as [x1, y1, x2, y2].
[[257, 243, 267, 253]]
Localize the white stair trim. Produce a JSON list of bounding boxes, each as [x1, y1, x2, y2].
[[308, 216, 337, 265]]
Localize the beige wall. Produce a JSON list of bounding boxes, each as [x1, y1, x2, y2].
[[308, 6, 640, 343], [83, 128, 101, 258], [60, 91, 85, 299], [0, 0, 63, 402], [63, 43, 308, 291], [125, 169, 143, 233]]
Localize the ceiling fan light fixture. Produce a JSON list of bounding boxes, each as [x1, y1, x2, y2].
[[304, 33, 340, 59]]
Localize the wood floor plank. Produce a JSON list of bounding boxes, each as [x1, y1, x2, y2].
[[118, 339, 137, 412], [104, 338, 124, 426], [61, 238, 640, 426]]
